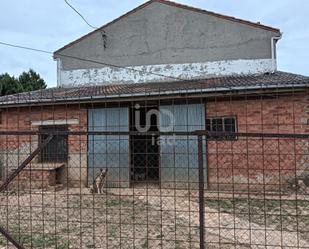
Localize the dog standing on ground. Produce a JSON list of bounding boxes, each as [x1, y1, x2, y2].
[[90, 168, 108, 194]]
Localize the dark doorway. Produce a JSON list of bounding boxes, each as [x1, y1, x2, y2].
[[130, 105, 160, 185], [39, 125, 68, 163]]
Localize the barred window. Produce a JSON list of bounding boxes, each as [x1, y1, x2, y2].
[[39, 126, 68, 163]]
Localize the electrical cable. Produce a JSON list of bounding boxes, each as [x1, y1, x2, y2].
[[0, 41, 188, 82], [64, 0, 98, 29]]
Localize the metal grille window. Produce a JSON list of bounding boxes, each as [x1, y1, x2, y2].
[[39, 126, 68, 163]]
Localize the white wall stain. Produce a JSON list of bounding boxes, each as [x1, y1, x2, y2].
[[58, 59, 274, 87]]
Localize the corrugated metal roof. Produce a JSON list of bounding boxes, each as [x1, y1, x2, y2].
[[0, 71, 308, 106]]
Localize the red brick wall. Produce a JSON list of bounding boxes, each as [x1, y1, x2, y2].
[[206, 93, 309, 191], [0, 105, 87, 131], [0, 105, 88, 187], [0, 92, 308, 191], [11, 170, 56, 189]]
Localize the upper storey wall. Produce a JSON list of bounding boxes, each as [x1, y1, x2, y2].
[[55, 2, 280, 86]]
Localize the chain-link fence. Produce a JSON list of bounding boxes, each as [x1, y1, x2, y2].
[[0, 130, 308, 249], [0, 85, 308, 248]]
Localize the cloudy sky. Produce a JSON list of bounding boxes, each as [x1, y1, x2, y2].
[[0, 0, 308, 87]]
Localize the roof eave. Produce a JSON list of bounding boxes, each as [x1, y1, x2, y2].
[[0, 84, 306, 108]]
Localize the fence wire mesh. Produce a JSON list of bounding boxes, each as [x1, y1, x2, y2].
[[0, 87, 308, 249]]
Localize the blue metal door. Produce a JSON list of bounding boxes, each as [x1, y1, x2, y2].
[[160, 104, 206, 189], [88, 107, 130, 187]]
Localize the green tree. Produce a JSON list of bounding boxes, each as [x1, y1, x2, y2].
[[18, 69, 46, 92], [0, 73, 21, 96], [0, 69, 46, 96]]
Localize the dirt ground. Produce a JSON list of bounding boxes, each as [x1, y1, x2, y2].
[[0, 188, 308, 249]]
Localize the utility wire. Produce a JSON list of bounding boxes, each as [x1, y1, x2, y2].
[[63, 0, 107, 49], [0, 41, 187, 82], [64, 0, 98, 29], [0, 41, 51, 54]]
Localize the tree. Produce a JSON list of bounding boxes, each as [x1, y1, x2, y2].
[[0, 69, 47, 96], [18, 69, 47, 92], [0, 73, 21, 96]]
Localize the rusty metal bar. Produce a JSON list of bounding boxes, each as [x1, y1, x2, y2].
[[198, 135, 205, 249], [0, 226, 26, 249], [0, 130, 308, 139], [0, 134, 53, 192]]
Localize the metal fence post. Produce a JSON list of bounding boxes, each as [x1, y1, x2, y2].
[[198, 135, 205, 249]]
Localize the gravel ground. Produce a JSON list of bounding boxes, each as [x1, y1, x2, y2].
[[0, 188, 308, 249]]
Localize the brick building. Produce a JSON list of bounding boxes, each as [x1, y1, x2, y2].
[[0, 0, 308, 190]]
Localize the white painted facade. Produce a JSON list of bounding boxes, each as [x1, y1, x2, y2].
[[57, 59, 275, 87], [31, 119, 79, 126]]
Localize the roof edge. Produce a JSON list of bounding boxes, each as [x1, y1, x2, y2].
[[0, 84, 307, 109], [1, 70, 309, 106], [53, 0, 280, 57], [156, 0, 280, 32]]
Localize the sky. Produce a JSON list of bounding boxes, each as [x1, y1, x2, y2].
[[0, 0, 308, 87]]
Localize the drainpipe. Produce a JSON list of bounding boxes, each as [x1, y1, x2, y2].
[[271, 33, 282, 72], [56, 58, 62, 87]]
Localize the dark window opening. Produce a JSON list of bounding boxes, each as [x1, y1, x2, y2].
[[206, 117, 237, 139], [40, 126, 68, 163], [224, 118, 236, 132], [212, 118, 223, 132]]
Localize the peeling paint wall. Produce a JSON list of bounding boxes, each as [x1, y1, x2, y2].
[[55, 1, 279, 86], [59, 59, 274, 86]]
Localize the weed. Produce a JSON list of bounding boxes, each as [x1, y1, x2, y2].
[[175, 241, 183, 249], [106, 198, 132, 207], [109, 225, 118, 237], [0, 236, 6, 246], [142, 239, 148, 248]]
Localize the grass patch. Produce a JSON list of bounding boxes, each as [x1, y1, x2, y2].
[[106, 198, 132, 207], [0, 225, 68, 249], [206, 198, 309, 214], [0, 235, 7, 246], [206, 197, 309, 242], [141, 239, 148, 248], [175, 241, 183, 249]]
